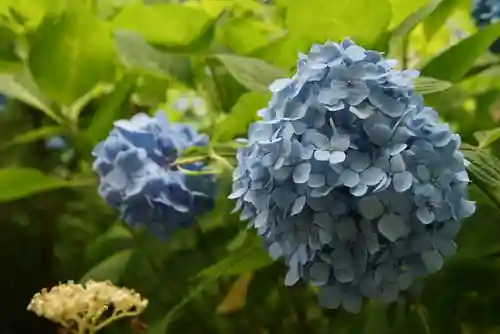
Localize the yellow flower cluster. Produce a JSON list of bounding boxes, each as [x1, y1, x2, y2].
[[27, 280, 148, 334]]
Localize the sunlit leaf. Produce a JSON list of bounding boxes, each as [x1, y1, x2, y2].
[[0, 67, 60, 122], [214, 54, 288, 92], [113, 3, 212, 47], [423, 0, 461, 40], [286, 0, 391, 47], [28, 3, 115, 107], [388, 0, 430, 29], [421, 22, 500, 82], [114, 30, 193, 84], [213, 91, 269, 142], [86, 223, 133, 263]]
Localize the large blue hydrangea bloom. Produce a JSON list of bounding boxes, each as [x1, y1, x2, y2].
[[472, 0, 500, 53], [93, 111, 216, 238], [229, 39, 475, 313]]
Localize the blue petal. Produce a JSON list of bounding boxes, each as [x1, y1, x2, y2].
[[360, 167, 385, 186], [329, 151, 347, 164], [378, 213, 407, 242], [393, 171, 413, 192], [308, 173, 326, 188], [318, 285, 342, 309], [330, 135, 350, 151], [416, 206, 435, 224], [285, 265, 300, 286], [344, 45, 366, 61], [366, 123, 392, 146], [359, 195, 385, 220], [421, 250, 444, 273], [390, 154, 405, 172], [293, 162, 312, 184], [310, 262, 331, 285], [291, 196, 307, 215], [351, 184, 368, 196], [340, 169, 360, 187], [315, 150, 331, 161]]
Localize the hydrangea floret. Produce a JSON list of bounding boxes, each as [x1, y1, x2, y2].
[[92, 111, 216, 238], [229, 39, 475, 313]]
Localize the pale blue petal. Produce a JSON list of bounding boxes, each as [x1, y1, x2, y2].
[[378, 213, 407, 242], [393, 171, 413, 192], [293, 162, 312, 184], [359, 195, 385, 220]]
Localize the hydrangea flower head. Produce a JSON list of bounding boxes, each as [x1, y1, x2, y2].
[[230, 39, 475, 313], [472, 0, 500, 52], [93, 111, 216, 238], [28, 280, 148, 333]]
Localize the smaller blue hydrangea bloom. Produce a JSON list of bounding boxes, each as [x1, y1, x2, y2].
[[230, 39, 475, 313], [472, 0, 500, 53], [92, 111, 216, 238]]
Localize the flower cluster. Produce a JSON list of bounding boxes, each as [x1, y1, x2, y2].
[[472, 0, 500, 53], [230, 39, 475, 312], [92, 111, 216, 238], [27, 280, 148, 333]]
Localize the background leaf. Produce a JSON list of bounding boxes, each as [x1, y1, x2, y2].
[[214, 54, 288, 92], [79, 249, 133, 284], [0, 168, 93, 202], [28, 4, 115, 107]]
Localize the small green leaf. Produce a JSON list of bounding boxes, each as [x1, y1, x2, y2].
[[216, 272, 253, 314], [113, 3, 212, 47], [0, 168, 94, 203], [28, 4, 115, 107], [214, 54, 287, 92], [473, 128, 500, 149], [114, 30, 193, 84], [86, 75, 136, 144], [214, 91, 269, 142], [413, 76, 452, 94], [421, 22, 500, 83], [79, 249, 133, 284], [0, 67, 60, 122], [286, 0, 392, 47]]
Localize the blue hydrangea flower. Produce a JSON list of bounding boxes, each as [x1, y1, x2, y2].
[[93, 111, 216, 238], [229, 39, 475, 313], [472, 0, 500, 53]]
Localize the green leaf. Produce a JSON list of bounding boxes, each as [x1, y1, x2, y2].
[[198, 242, 273, 278], [0, 168, 94, 202], [149, 242, 269, 334], [214, 91, 269, 142], [363, 301, 389, 334], [86, 223, 133, 263], [388, 0, 430, 29], [286, 0, 392, 47], [462, 146, 500, 189], [413, 76, 452, 94], [79, 249, 133, 284], [473, 128, 500, 149], [423, 0, 461, 40], [114, 30, 193, 84], [0, 126, 63, 150], [0, 67, 60, 122], [216, 272, 253, 314], [421, 22, 500, 83], [86, 75, 136, 144], [113, 3, 212, 47], [28, 4, 115, 107], [214, 54, 288, 92]]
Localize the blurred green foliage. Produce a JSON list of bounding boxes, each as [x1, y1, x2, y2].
[[0, 0, 500, 333]]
